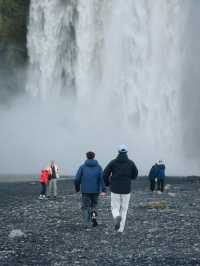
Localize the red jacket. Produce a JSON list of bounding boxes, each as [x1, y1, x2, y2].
[[40, 170, 49, 184]]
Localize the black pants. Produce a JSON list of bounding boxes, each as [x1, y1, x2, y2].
[[150, 179, 156, 191], [157, 178, 165, 192], [40, 183, 47, 195], [81, 193, 99, 223]]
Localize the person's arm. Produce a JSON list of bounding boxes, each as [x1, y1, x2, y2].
[[47, 166, 52, 176], [99, 166, 106, 193], [163, 164, 166, 176], [148, 166, 153, 179], [74, 166, 82, 192], [103, 161, 113, 186], [56, 165, 60, 178], [131, 162, 138, 180]]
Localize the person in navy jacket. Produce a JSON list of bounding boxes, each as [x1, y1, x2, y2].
[[74, 151, 106, 227], [148, 163, 158, 192]]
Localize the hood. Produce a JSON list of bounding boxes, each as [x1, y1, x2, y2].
[[116, 152, 128, 163], [85, 159, 98, 167]]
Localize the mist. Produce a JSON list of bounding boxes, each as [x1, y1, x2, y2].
[[181, 1, 200, 161], [0, 90, 198, 176], [0, 95, 144, 175]]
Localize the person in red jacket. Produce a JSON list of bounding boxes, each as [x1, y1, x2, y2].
[[39, 169, 49, 199]]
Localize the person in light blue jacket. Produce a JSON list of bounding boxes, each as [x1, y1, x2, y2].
[[157, 160, 166, 192], [74, 151, 106, 227]]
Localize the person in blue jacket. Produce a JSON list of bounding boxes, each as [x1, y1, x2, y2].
[[74, 151, 106, 227], [157, 160, 166, 192]]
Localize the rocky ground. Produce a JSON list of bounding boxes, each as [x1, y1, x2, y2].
[[0, 177, 200, 266]]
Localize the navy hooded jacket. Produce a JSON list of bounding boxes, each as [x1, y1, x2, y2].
[[74, 159, 106, 193], [148, 164, 158, 180], [103, 153, 138, 194]]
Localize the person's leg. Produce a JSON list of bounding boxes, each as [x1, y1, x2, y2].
[[44, 184, 47, 196], [111, 192, 121, 218], [157, 178, 161, 191], [91, 194, 99, 227], [39, 183, 44, 199], [118, 193, 131, 232], [150, 179, 155, 191], [111, 192, 122, 230], [47, 179, 52, 197], [41, 183, 45, 195], [161, 179, 165, 192], [91, 193, 98, 211], [52, 179, 57, 197], [81, 194, 91, 225]]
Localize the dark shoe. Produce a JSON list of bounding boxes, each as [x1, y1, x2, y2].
[[114, 216, 121, 231], [92, 219, 98, 227], [91, 211, 98, 227]]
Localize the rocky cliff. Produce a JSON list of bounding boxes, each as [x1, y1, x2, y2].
[[0, 0, 30, 102]]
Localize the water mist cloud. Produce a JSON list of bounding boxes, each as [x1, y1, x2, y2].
[[181, 1, 200, 161]]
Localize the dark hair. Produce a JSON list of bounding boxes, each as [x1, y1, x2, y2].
[[86, 151, 95, 159]]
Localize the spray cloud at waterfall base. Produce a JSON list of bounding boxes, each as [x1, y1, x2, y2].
[[0, 0, 200, 176], [0, 94, 197, 176]]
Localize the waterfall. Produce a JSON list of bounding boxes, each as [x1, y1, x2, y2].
[[23, 0, 197, 174], [27, 0, 77, 98]]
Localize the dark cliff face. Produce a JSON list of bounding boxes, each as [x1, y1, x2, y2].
[[0, 0, 30, 103]]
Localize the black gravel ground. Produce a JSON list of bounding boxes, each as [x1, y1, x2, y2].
[[0, 177, 200, 266]]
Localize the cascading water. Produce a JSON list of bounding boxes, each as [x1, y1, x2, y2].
[[22, 0, 197, 174], [27, 0, 77, 98]]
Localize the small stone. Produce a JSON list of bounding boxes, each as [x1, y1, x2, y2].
[[9, 229, 26, 239], [168, 192, 176, 197], [165, 184, 171, 190]]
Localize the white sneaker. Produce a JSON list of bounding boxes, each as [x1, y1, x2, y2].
[[38, 195, 43, 200]]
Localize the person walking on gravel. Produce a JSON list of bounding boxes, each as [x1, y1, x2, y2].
[[74, 151, 106, 227], [103, 145, 138, 233]]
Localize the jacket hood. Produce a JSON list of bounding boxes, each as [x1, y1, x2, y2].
[[85, 159, 98, 167], [116, 152, 128, 163]]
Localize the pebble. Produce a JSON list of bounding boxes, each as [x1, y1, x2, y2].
[[8, 229, 26, 239]]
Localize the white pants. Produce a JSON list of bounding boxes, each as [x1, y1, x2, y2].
[[48, 179, 57, 197], [111, 192, 131, 232]]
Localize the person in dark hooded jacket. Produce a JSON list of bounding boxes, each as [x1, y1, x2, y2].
[[103, 145, 138, 233], [148, 163, 158, 192], [74, 151, 106, 227]]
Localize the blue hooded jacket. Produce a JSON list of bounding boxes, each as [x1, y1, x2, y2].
[[157, 164, 165, 179], [74, 159, 106, 193]]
